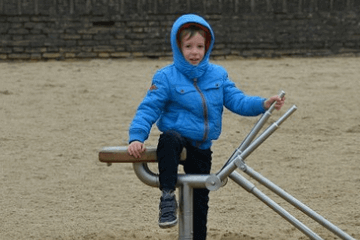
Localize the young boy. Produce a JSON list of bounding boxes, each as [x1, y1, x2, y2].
[[128, 14, 284, 240]]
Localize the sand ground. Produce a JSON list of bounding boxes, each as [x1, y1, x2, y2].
[[1, 57, 359, 239]]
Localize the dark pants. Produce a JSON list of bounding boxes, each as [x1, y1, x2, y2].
[[157, 130, 212, 240]]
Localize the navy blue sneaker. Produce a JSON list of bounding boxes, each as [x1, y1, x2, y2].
[[158, 190, 178, 228]]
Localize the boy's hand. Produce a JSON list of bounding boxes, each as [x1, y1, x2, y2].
[[128, 141, 146, 158], [264, 95, 285, 110]]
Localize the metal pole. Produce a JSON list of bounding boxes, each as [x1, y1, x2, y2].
[[239, 90, 286, 152], [133, 162, 211, 189], [229, 171, 324, 240], [244, 165, 356, 240], [217, 105, 297, 181], [178, 183, 193, 240], [222, 91, 286, 168]]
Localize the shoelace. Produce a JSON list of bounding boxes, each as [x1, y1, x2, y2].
[[160, 197, 177, 216]]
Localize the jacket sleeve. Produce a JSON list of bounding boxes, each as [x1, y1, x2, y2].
[[223, 75, 266, 116], [128, 71, 169, 143]]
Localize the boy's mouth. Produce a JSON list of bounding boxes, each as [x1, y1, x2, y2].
[[189, 58, 200, 64]]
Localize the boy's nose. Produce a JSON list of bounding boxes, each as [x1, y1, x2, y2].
[[191, 48, 199, 54]]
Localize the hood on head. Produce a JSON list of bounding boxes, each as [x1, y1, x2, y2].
[[170, 14, 215, 79]]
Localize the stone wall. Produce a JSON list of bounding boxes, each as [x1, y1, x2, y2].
[[1, 0, 360, 61]]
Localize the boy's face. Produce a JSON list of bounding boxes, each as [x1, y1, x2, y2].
[[181, 32, 205, 66]]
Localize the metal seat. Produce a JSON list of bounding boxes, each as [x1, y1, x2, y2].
[[99, 146, 186, 163]]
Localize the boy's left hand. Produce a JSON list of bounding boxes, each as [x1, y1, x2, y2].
[[264, 95, 285, 110]]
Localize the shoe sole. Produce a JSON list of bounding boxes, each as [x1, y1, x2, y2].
[[158, 218, 178, 228]]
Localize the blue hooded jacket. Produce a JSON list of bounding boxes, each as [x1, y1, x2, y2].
[[129, 14, 266, 149]]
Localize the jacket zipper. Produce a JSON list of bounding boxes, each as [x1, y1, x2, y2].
[[193, 78, 209, 144]]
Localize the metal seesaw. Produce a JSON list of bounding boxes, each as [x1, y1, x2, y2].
[[99, 91, 355, 240]]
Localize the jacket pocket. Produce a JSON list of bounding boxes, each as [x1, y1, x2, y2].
[[203, 80, 224, 107], [203, 80, 223, 91], [175, 85, 197, 94], [174, 85, 201, 111]]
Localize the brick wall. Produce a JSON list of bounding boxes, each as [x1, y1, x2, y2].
[[1, 0, 360, 61]]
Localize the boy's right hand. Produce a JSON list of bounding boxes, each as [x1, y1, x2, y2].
[[128, 141, 146, 158]]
